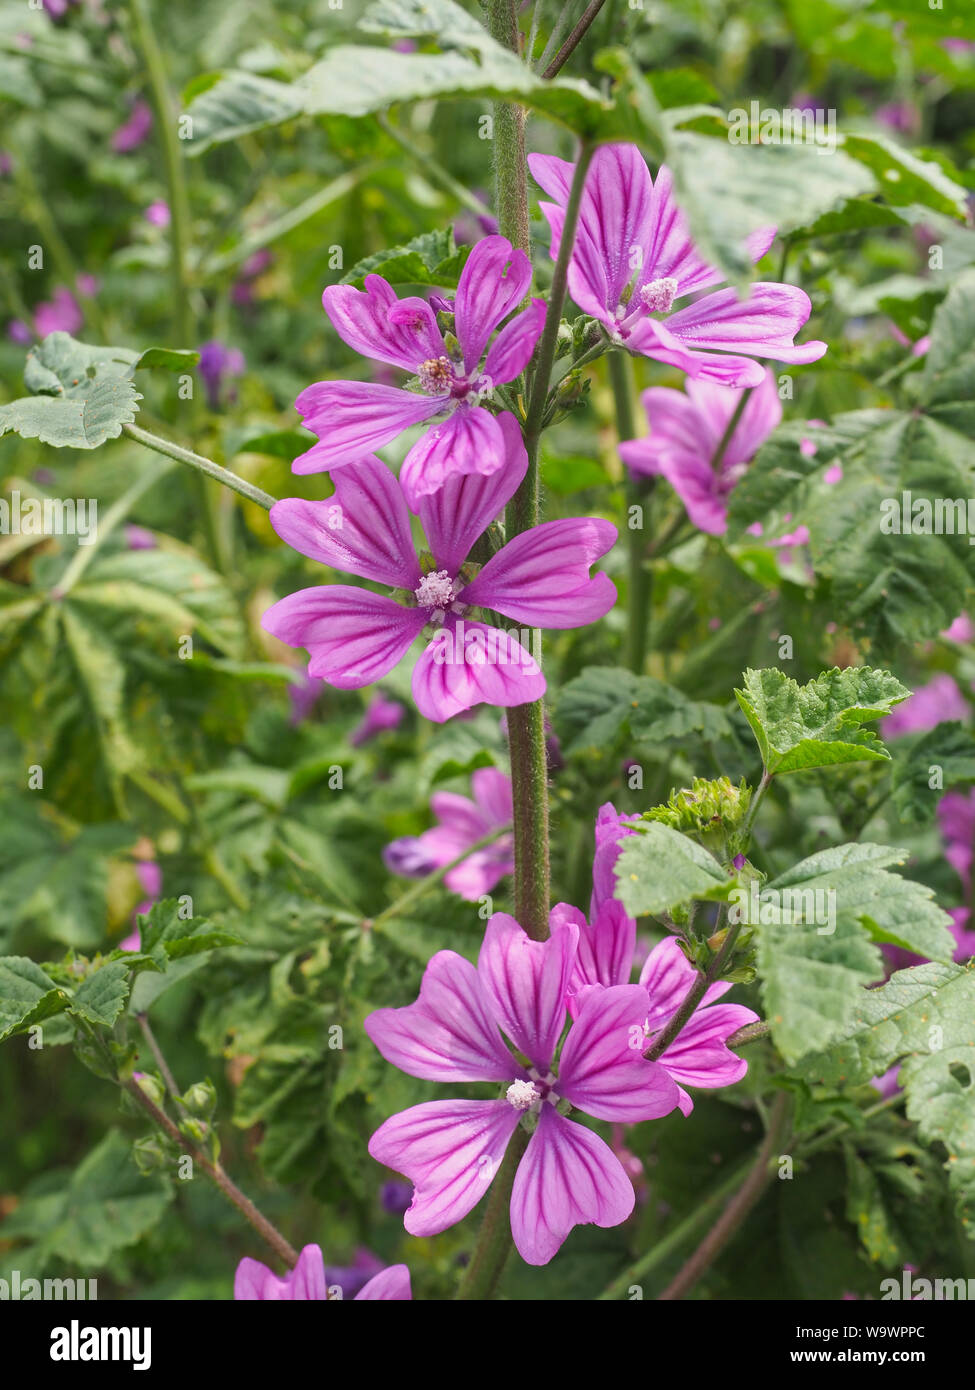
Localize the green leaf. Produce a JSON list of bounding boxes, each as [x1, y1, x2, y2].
[[0, 1130, 172, 1268], [139, 898, 244, 962], [802, 963, 975, 1232], [764, 842, 957, 966], [556, 666, 730, 755], [340, 228, 468, 289], [840, 133, 970, 219], [613, 823, 734, 917], [182, 70, 304, 154], [890, 723, 975, 824], [735, 667, 909, 774], [134, 347, 201, 371], [0, 957, 70, 1043], [69, 961, 131, 1027]]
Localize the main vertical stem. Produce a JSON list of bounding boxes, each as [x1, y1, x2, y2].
[[488, 0, 530, 255], [131, 0, 194, 348]]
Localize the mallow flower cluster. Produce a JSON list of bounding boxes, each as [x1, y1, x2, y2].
[[384, 767, 514, 901]]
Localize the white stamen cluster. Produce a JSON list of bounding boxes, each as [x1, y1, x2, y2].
[[639, 276, 679, 314], [414, 569, 455, 610], [505, 1080, 541, 1111]]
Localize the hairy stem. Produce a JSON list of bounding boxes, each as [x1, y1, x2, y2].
[[488, 0, 530, 254], [122, 423, 277, 511], [124, 1078, 301, 1270]]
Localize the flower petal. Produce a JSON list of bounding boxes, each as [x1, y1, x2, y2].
[[454, 235, 532, 373], [269, 456, 420, 589], [234, 1244, 326, 1301], [294, 380, 442, 472], [477, 912, 578, 1071], [322, 275, 445, 371], [662, 283, 828, 365], [412, 618, 546, 722], [559, 984, 681, 1122], [509, 1106, 635, 1265], [560, 898, 637, 1000], [657, 1001, 759, 1098], [400, 405, 508, 510], [591, 802, 638, 919], [459, 518, 618, 628], [482, 298, 546, 386], [262, 586, 426, 688], [416, 411, 527, 572], [638, 935, 729, 1032], [368, 1099, 520, 1237], [365, 948, 517, 1083], [354, 1265, 412, 1300]]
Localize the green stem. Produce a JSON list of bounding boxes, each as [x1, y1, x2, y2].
[[598, 1150, 755, 1299], [370, 826, 509, 932], [707, 386, 753, 475], [609, 351, 651, 674], [130, 0, 194, 347], [488, 0, 530, 254], [122, 422, 277, 511], [656, 1091, 791, 1300], [740, 768, 773, 847], [376, 123, 491, 223], [456, 1129, 528, 1299], [136, 1013, 181, 1097]]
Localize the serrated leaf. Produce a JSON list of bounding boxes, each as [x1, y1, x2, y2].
[[69, 961, 131, 1027], [556, 666, 730, 755], [340, 228, 461, 288], [0, 957, 70, 1043], [735, 667, 908, 774], [891, 723, 975, 824], [614, 823, 734, 917], [802, 963, 975, 1232], [139, 898, 244, 962]]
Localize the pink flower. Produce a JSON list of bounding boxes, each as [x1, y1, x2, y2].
[[619, 370, 781, 535], [938, 790, 975, 893], [590, 802, 639, 919], [942, 613, 974, 644], [34, 288, 82, 338], [529, 143, 826, 388], [553, 910, 758, 1114], [234, 1244, 411, 1300], [111, 100, 153, 153], [145, 200, 171, 227], [261, 431, 617, 722], [384, 767, 513, 901], [294, 235, 546, 506], [366, 913, 680, 1265], [119, 858, 162, 952], [881, 673, 968, 739], [351, 691, 405, 746], [125, 524, 157, 551]]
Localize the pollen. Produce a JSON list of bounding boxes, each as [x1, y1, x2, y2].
[[414, 569, 455, 609], [639, 276, 679, 314], [418, 355, 455, 394], [505, 1080, 540, 1111]]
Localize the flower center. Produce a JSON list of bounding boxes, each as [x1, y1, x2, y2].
[[414, 569, 455, 610], [639, 276, 679, 314], [418, 355, 456, 394], [505, 1080, 541, 1111]]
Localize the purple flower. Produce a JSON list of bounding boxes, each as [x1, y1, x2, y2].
[[119, 857, 162, 952], [111, 100, 153, 153], [198, 340, 245, 410], [34, 288, 82, 338], [261, 434, 617, 722], [145, 200, 171, 227], [351, 692, 405, 746], [125, 524, 157, 551], [453, 192, 500, 246], [383, 767, 514, 901], [942, 613, 973, 644], [529, 144, 826, 388], [365, 913, 680, 1265], [553, 905, 758, 1114], [0, 152, 12, 176], [294, 235, 546, 507], [881, 674, 969, 739], [942, 38, 975, 56], [287, 670, 326, 726], [380, 1180, 413, 1215], [234, 1244, 411, 1300], [938, 790, 975, 893], [590, 802, 638, 919], [8, 320, 32, 345], [619, 369, 781, 535], [875, 102, 920, 138]]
